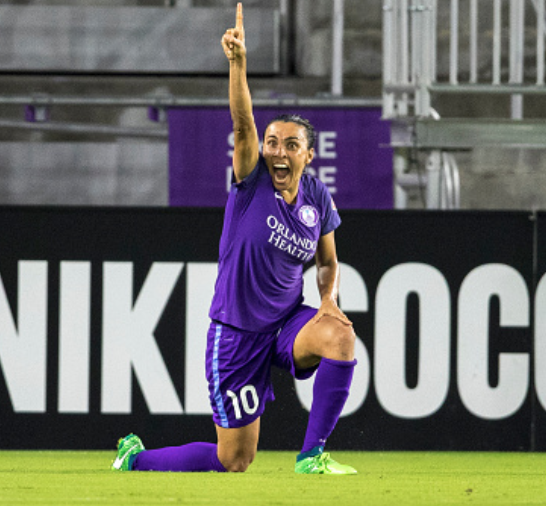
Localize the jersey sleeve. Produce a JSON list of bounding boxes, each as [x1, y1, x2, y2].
[[319, 182, 341, 236]]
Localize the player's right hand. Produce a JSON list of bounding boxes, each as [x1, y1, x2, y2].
[[221, 2, 246, 62]]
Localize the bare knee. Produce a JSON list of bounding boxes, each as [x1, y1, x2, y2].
[[220, 448, 256, 473], [335, 325, 355, 360], [322, 318, 355, 361], [294, 317, 356, 370], [216, 418, 260, 473]]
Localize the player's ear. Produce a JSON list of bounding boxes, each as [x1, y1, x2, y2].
[[306, 148, 314, 166]]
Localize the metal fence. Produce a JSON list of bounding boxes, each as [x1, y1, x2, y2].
[[383, 0, 546, 119], [383, 0, 546, 210]]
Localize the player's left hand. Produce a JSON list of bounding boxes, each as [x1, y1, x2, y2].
[[221, 2, 246, 62], [312, 298, 353, 326]]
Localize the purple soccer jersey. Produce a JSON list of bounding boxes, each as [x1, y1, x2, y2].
[[209, 155, 341, 332]]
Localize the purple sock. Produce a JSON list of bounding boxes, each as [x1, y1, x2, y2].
[[301, 357, 357, 454], [132, 442, 226, 472]]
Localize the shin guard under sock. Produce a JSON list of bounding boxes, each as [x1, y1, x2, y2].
[[300, 357, 356, 454]]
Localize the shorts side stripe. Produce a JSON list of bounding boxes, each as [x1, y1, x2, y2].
[[213, 323, 229, 428]]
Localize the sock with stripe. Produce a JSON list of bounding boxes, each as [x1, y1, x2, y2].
[[132, 442, 226, 472]]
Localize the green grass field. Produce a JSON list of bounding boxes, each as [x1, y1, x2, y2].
[[0, 450, 544, 505]]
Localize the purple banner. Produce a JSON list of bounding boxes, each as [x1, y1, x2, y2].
[[168, 107, 392, 209]]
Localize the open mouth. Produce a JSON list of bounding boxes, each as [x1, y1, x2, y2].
[[272, 163, 290, 183]]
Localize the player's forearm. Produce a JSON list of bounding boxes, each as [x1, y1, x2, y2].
[[317, 262, 340, 304], [229, 59, 255, 135]]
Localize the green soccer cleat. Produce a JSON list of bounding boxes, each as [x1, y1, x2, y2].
[[295, 452, 357, 475], [111, 433, 145, 471]]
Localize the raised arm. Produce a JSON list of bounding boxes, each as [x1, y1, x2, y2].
[[221, 3, 260, 182]]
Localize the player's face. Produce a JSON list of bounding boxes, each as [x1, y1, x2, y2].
[[263, 122, 314, 203]]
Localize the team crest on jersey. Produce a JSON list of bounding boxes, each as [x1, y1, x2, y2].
[[298, 205, 319, 227]]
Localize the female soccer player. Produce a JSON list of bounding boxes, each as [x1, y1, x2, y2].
[[112, 3, 357, 475]]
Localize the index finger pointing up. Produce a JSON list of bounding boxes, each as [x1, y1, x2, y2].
[[236, 2, 243, 30]]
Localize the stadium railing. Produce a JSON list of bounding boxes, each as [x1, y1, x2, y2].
[[382, 0, 546, 209]]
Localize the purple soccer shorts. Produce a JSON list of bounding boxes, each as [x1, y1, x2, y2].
[[205, 304, 318, 429]]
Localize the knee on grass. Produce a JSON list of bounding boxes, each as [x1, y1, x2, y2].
[[222, 454, 255, 473], [220, 448, 256, 473]]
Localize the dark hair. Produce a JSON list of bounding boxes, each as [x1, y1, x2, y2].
[[264, 114, 317, 150]]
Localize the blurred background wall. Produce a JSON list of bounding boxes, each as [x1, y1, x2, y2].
[[0, 0, 544, 209]]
